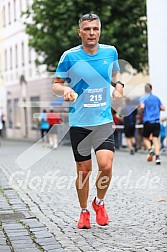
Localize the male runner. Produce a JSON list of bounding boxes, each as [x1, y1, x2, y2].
[[52, 13, 123, 229]]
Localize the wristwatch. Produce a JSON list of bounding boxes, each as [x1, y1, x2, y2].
[[111, 81, 124, 88]]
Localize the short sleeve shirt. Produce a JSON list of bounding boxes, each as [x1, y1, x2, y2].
[[140, 94, 162, 123], [56, 44, 120, 127]]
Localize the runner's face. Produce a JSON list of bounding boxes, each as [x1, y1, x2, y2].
[[78, 20, 101, 47]]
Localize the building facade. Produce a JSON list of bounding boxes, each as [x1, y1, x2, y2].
[[0, 0, 55, 140]]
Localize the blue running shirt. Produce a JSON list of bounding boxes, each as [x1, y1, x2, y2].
[[55, 44, 120, 127], [140, 94, 162, 123]]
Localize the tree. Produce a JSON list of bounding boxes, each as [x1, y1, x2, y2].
[[24, 0, 147, 73]]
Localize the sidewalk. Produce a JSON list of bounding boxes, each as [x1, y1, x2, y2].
[[0, 139, 167, 252], [0, 167, 64, 251]]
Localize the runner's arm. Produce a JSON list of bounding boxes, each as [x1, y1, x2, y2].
[[52, 77, 77, 101], [140, 103, 145, 112], [160, 104, 165, 111], [112, 72, 123, 99]]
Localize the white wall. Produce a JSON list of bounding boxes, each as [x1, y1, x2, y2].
[[147, 0, 167, 114], [0, 0, 47, 87]]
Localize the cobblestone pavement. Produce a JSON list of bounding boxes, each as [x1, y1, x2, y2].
[[0, 139, 167, 252]]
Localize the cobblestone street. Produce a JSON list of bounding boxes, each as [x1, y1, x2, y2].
[[0, 139, 167, 252]]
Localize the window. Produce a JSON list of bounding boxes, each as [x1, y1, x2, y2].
[[20, 0, 22, 16], [7, 99, 13, 128], [15, 45, 18, 68], [14, 0, 16, 21], [14, 99, 21, 128], [30, 96, 40, 129], [3, 6, 6, 27], [10, 47, 13, 70], [4, 49, 7, 71], [8, 2, 11, 25], [28, 48, 32, 63], [21, 42, 25, 66]]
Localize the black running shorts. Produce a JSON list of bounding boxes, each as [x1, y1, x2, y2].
[[143, 122, 160, 138], [124, 125, 136, 138], [69, 123, 115, 162]]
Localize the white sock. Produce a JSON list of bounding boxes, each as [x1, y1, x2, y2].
[[81, 208, 88, 213], [95, 197, 104, 205]]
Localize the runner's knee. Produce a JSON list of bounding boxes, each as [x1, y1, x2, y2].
[[98, 158, 113, 172]]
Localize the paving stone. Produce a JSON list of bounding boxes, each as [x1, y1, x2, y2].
[[29, 227, 46, 233], [0, 238, 7, 246], [9, 235, 30, 241], [35, 237, 59, 245], [33, 231, 53, 239], [10, 240, 34, 245], [23, 219, 45, 228], [5, 231, 29, 237], [11, 244, 37, 249], [4, 229, 28, 237], [12, 249, 40, 252], [42, 244, 63, 250], [49, 249, 65, 252], [2, 223, 23, 228], [0, 246, 12, 252]]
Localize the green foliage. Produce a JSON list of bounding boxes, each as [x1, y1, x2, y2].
[[24, 0, 147, 72]]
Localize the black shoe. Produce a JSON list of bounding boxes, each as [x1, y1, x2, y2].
[[133, 143, 138, 152], [155, 156, 161, 165], [130, 149, 134, 155]]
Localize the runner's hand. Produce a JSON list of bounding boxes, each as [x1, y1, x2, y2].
[[112, 88, 123, 102], [64, 88, 78, 102]]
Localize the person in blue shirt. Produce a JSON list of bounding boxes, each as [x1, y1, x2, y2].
[[38, 109, 49, 144], [160, 118, 167, 150], [52, 13, 124, 229], [140, 83, 165, 164]]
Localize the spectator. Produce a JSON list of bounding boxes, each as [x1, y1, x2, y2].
[[38, 109, 49, 144], [47, 109, 62, 148], [160, 118, 167, 150]]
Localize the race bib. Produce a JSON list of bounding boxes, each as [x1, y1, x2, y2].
[[83, 88, 106, 107]]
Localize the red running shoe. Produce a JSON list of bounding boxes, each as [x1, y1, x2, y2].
[[92, 198, 109, 226], [77, 211, 90, 229], [147, 149, 154, 162]]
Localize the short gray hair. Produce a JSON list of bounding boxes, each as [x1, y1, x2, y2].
[[78, 13, 101, 28]]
